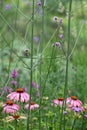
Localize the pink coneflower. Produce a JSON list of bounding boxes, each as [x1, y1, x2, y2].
[[66, 96, 82, 108], [25, 102, 39, 111], [3, 115, 26, 122], [7, 88, 30, 103], [3, 100, 19, 114], [53, 98, 64, 107]]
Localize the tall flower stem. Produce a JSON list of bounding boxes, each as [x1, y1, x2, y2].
[[27, 0, 34, 130], [39, 0, 44, 129], [59, 0, 72, 130]]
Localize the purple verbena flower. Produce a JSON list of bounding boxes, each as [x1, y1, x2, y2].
[[11, 80, 17, 85], [12, 69, 18, 78], [5, 4, 11, 10], [58, 18, 63, 24], [22, 87, 27, 92], [36, 84, 40, 90], [7, 87, 13, 93], [32, 81, 36, 87], [36, 92, 40, 97], [63, 111, 67, 115], [37, 2, 42, 6], [0, 87, 13, 96], [53, 42, 61, 49], [59, 34, 64, 39], [33, 36, 39, 43]]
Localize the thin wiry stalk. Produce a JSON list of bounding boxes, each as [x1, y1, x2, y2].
[[41, 47, 55, 96], [71, 118, 76, 130], [39, 0, 44, 129], [27, 0, 34, 130], [59, 0, 72, 130]]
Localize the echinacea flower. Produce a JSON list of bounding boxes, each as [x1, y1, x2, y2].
[[25, 102, 39, 111], [11, 69, 18, 78], [3, 100, 19, 114], [53, 98, 64, 107], [66, 96, 82, 108], [3, 115, 26, 122], [7, 88, 30, 103]]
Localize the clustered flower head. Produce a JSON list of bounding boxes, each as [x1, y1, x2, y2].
[[3, 100, 19, 114], [7, 88, 30, 103], [53, 96, 84, 113], [53, 97, 64, 107], [3, 115, 27, 122], [66, 96, 82, 108], [25, 102, 39, 111], [11, 69, 18, 78]]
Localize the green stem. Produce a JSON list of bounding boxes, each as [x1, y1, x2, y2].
[[39, 0, 44, 129], [27, 0, 34, 130], [71, 118, 76, 130], [42, 47, 54, 95], [59, 0, 72, 130], [81, 113, 85, 130]]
